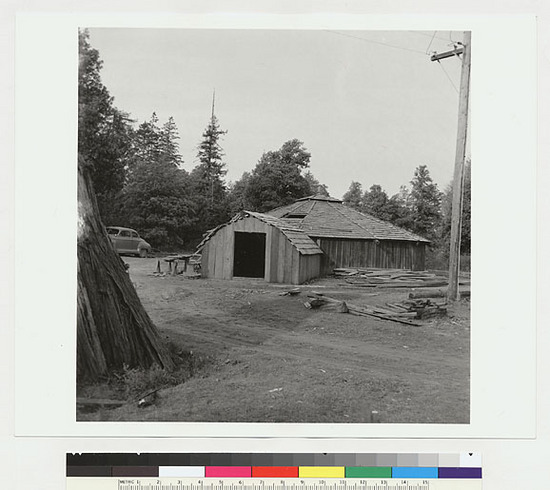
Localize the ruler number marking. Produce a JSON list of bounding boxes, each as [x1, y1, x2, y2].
[[116, 478, 438, 490]]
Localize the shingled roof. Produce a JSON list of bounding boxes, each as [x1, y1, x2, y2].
[[196, 210, 324, 255], [267, 195, 430, 243]]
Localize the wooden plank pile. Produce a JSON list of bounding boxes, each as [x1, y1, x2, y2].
[[301, 292, 422, 327], [409, 288, 470, 299], [384, 298, 448, 319], [284, 285, 457, 325], [334, 267, 470, 289], [291, 291, 447, 324]]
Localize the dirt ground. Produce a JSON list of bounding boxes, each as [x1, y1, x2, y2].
[[78, 256, 470, 424]]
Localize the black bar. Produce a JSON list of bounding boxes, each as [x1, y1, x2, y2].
[[67, 466, 112, 477], [112, 466, 158, 477]]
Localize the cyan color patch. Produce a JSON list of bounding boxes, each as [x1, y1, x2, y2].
[[392, 466, 439, 479]]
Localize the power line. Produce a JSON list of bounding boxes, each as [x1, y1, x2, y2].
[[436, 59, 459, 93], [326, 30, 428, 55], [425, 31, 437, 54], [410, 30, 451, 43], [327, 28, 461, 94], [449, 31, 462, 45]]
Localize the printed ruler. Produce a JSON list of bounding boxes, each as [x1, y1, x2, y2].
[[67, 478, 481, 490]]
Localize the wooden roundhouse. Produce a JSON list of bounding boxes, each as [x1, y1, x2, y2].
[[197, 211, 323, 284], [268, 195, 430, 273]]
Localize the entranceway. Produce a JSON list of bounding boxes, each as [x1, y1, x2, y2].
[[233, 231, 266, 278]]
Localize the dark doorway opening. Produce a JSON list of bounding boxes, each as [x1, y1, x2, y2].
[[233, 231, 266, 278]]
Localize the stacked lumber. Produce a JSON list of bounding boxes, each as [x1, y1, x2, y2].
[[303, 294, 349, 313], [384, 298, 447, 319], [334, 267, 470, 289], [409, 288, 470, 299], [285, 289, 447, 325], [303, 292, 421, 327]]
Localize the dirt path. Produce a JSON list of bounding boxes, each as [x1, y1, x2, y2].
[[80, 257, 470, 424]]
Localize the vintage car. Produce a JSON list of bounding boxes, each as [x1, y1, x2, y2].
[[106, 226, 151, 258]]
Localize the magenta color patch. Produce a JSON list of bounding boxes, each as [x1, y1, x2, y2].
[[205, 467, 252, 478]]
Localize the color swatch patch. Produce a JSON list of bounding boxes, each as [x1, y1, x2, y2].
[[67, 452, 482, 480]]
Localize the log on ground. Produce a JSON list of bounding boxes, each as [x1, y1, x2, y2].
[[409, 288, 471, 299]]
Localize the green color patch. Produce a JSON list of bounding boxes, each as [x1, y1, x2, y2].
[[345, 467, 392, 478]]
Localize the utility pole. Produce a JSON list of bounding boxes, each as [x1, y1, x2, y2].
[[431, 32, 471, 302]]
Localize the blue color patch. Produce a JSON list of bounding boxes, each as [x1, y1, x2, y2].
[[392, 467, 439, 479]]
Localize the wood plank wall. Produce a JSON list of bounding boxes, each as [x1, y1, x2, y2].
[[318, 238, 426, 272], [201, 217, 322, 284], [298, 254, 322, 283], [275, 227, 300, 284]]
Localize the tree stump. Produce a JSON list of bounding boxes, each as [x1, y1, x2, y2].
[[77, 157, 174, 381]]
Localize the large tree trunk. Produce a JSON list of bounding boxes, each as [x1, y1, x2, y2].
[[77, 157, 174, 381]]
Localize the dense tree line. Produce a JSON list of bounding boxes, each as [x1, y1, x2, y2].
[[80, 29, 469, 264], [79, 30, 325, 250], [342, 161, 471, 268]]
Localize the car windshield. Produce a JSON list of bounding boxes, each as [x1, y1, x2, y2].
[[106, 228, 119, 235]]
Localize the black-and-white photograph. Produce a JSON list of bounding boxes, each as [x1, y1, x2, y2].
[[76, 28, 471, 423]]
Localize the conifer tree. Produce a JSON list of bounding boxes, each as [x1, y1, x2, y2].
[[362, 184, 390, 220], [409, 165, 443, 241], [122, 114, 193, 247], [189, 107, 230, 233], [441, 160, 471, 255], [161, 116, 184, 168], [78, 29, 133, 223], [77, 30, 174, 381], [195, 113, 228, 204]]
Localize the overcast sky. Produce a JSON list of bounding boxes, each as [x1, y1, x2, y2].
[[87, 28, 466, 199]]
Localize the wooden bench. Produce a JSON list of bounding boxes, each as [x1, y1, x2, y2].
[[163, 254, 201, 273]]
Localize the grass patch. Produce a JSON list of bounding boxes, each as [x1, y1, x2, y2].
[[77, 340, 213, 414]]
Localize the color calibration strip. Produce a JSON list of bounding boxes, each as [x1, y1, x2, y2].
[[66, 453, 482, 479]]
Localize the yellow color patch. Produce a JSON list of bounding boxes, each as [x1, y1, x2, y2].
[[299, 467, 345, 478]]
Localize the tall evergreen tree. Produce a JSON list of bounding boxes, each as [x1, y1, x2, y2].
[[122, 114, 193, 248], [131, 113, 183, 171], [162, 116, 184, 168], [195, 113, 228, 204], [441, 159, 471, 255], [186, 109, 231, 236], [408, 165, 443, 241], [78, 29, 134, 221], [386, 187, 413, 229], [132, 113, 162, 163], [362, 184, 390, 220]]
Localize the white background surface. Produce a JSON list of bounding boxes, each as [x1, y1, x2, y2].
[[13, 12, 537, 440], [1, 2, 548, 489]]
